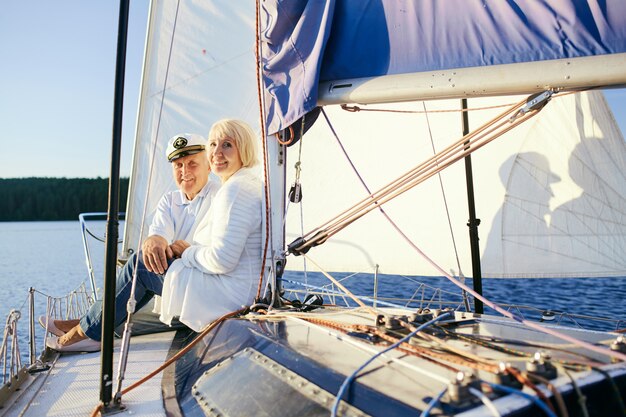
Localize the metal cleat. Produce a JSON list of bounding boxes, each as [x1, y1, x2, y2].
[[445, 372, 482, 407], [494, 362, 523, 389], [526, 351, 557, 380]]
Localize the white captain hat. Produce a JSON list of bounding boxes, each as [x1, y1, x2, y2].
[[166, 133, 206, 162]]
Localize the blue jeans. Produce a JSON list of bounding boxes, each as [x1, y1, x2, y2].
[[79, 252, 167, 341]]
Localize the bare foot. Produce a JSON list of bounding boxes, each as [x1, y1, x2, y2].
[[54, 319, 81, 333], [58, 325, 88, 346]]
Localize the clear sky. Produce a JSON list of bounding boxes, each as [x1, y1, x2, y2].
[[0, 2, 150, 178], [1, 2, 625, 179]]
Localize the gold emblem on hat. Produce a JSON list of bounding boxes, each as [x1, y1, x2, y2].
[[173, 137, 188, 149]]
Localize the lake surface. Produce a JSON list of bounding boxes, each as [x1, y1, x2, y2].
[[1, 221, 625, 379]]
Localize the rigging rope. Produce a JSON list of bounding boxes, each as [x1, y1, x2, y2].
[[487, 381, 558, 417], [506, 366, 557, 414], [468, 387, 502, 417], [281, 310, 502, 374], [254, 0, 272, 302], [301, 255, 379, 315], [561, 367, 591, 417], [288, 91, 626, 363], [419, 386, 448, 417], [318, 106, 470, 312], [289, 95, 545, 255], [104, 1, 277, 406], [342, 101, 518, 114], [330, 312, 452, 417], [526, 372, 569, 417], [90, 307, 248, 417]]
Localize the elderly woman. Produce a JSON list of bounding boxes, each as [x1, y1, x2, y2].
[[158, 119, 263, 330], [46, 119, 262, 350]]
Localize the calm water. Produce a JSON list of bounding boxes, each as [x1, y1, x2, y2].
[[0, 221, 110, 380], [1, 221, 625, 379]]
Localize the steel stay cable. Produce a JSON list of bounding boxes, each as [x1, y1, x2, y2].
[[421, 100, 466, 285]]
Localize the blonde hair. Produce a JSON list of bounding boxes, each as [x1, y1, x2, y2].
[[208, 119, 258, 167]]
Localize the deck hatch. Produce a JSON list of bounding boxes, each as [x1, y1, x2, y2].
[[191, 347, 370, 417]]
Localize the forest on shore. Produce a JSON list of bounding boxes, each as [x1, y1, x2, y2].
[[0, 178, 130, 221]]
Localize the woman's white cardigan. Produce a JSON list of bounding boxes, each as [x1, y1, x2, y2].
[[158, 167, 262, 331]]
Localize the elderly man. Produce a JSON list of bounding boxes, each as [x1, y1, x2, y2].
[[41, 133, 218, 352], [143, 133, 216, 274]]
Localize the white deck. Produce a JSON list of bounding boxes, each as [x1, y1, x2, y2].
[[2, 332, 174, 417]]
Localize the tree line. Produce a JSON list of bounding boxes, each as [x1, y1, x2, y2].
[[0, 178, 130, 221]]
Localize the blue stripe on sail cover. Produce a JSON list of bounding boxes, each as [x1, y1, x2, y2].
[[261, 0, 626, 135]]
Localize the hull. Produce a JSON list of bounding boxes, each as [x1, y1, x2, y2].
[[6, 307, 625, 416]]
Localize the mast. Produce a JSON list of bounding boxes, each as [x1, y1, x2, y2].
[[100, 0, 130, 411], [461, 98, 483, 314]]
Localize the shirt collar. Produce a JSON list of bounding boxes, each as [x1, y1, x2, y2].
[[173, 179, 214, 207]]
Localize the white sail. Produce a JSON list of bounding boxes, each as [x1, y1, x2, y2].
[[480, 92, 626, 277], [123, 1, 259, 254], [283, 91, 626, 278], [123, 1, 626, 281]]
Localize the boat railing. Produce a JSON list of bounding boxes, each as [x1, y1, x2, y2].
[[78, 212, 125, 301], [282, 274, 626, 333], [1, 213, 125, 399], [0, 278, 95, 402], [283, 276, 470, 312]]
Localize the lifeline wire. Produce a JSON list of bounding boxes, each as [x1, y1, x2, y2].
[[330, 312, 452, 417]]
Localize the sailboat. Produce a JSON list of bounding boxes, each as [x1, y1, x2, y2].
[[2, 1, 626, 416]]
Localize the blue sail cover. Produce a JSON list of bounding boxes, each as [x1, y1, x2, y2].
[[261, 0, 626, 135]]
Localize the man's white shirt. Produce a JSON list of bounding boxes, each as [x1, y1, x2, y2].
[[148, 177, 220, 243]]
